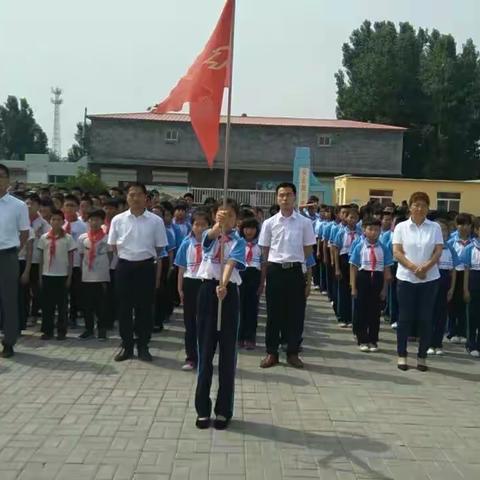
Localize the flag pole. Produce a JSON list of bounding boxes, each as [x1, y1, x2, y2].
[[218, 0, 236, 331]]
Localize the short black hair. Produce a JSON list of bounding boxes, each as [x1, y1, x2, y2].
[[0, 163, 10, 178], [174, 201, 187, 211], [203, 196, 217, 206], [26, 193, 41, 204], [238, 208, 255, 221], [71, 186, 83, 193], [276, 182, 296, 195], [110, 186, 122, 193], [455, 212, 473, 226], [308, 195, 319, 203], [213, 198, 239, 216], [240, 217, 260, 239], [87, 209, 106, 221], [183, 192, 194, 200], [50, 208, 65, 220], [64, 194, 80, 206], [160, 200, 174, 215], [191, 209, 211, 226], [362, 217, 381, 229], [269, 204, 280, 216], [80, 195, 93, 205], [127, 182, 147, 195], [40, 198, 54, 208], [103, 198, 119, 208]]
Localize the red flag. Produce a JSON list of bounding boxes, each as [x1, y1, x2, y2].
[[151, 0, 234, 167]]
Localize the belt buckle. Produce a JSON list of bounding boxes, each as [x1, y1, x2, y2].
[[282, 262, 293, 269]]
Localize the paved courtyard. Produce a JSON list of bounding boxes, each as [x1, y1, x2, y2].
[[0, 293, 479, 480]]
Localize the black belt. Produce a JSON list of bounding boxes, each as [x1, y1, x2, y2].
[[268, 261, 302, 270], [118, 257, 154, 265], [0, 247, 17, 255]]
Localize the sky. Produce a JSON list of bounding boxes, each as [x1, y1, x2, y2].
[[1, 0, 479, 157]]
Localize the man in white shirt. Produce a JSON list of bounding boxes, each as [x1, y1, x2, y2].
[[108, 182, 168, 362], [258, 182, 316, 369], [0, 164, 30, 358]]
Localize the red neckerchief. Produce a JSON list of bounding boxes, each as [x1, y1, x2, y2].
[[46, 229, 65, 270], [63, 213, 78, 234], [103, 218, 111, 234], [246, 242, 254, 264], [214, 234, 233, 261], [87, 229, 106, 270], [29, 212, 40, 226], [368, 242, 377, 277]]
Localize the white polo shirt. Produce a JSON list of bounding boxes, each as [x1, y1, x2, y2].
[[392, 218, 443, 283], [0, 193, 30, 249], [108, 209, 168, 261], [258, 209, 316, 263]]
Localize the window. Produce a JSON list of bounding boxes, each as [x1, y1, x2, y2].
[[437, 192, 461, 212], [369, 189, 393, 206], [317, 134, 332, 147], [165, 129, 180, 144], [336, 187, 345, 204], [48, 175, 71, 184]]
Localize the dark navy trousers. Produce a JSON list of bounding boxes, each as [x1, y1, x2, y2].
[[431, 270, 452, 349]]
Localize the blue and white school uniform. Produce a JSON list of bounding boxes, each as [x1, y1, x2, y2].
[[460, 241, 480, 352], [239, 240, 263, 343], [175, 234, 205, 363], [350, 239, 393, 345], [195, 230, 246, 421], [173, 219, 192, 241]]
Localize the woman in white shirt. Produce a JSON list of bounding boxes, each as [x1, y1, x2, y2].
[[392, 192, 443, 372]]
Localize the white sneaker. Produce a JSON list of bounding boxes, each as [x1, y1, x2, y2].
[[391, 322, 398, 329], [435, 349, 444, 355], [321, 290, 328, 295], [470, 350, 480, 357], [369, 345, 379, 352], [459, 337, 467, 343], [339, 322, 348, 328], [427, 348, 435, 355], [181, 361, 196, 371], [359, 344, 370, 352], [450, 336, 460, 343]]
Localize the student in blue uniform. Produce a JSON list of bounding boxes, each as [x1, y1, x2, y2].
[[175, 209, 211, 370], [194, 199, 246, 430], [238, 217, 265, 350], [447, 213, 473, 343], [428, 219, 458, 355], [350, 218, 393, 351], [461, 219, 480, 357], [173, 202, 192, 239], [333, 208, 361, 328]]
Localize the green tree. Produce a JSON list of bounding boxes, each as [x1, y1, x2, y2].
[[0, 96, 48, 160], [67, 121, 91, 162], [63, 168, 107, 195], [336, 21, 480, 179]]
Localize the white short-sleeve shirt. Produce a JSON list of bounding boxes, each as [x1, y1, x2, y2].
[[108, 209, 168, 261], [78, 233, 111, 282], [258, 210, 316, 263], [37, 233, 77, 276], [0, 193, 30, 249], [392, 218, 443, 283]]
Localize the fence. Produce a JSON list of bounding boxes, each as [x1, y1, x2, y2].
[[190, 188, 276, 209]]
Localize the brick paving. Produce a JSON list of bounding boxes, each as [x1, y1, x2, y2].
[[0, 292, 479, 480]]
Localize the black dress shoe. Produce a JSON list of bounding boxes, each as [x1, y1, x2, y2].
[[1, 345, 14, 358], [213, 416, 230, 430], [114, 348, 134, 362], [195, 417, 211, 429], [137, 346, 153, 362]]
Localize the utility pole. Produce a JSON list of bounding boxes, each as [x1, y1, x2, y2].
[[51, 87, 63, 159]]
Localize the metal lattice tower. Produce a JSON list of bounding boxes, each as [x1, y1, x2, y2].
[[50, 87, 63, 158]]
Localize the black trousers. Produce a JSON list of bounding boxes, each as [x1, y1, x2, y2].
[[448, 270, 466, 338], [355, 270, 384, 345], [69, 266, 82, 321], [28, 263, 41, 316], [265, 263, 305, 355], [311, 244, 320, 287], [105, 269, 117, 329], [397, 279, 439, 359], [18, 260, 29, 331], [182, 277, 201, 363], [41, 275, 68, 336], [116, 258, 155, 349], [338, 254, 352, 325], [82, 282, 108, 332], [239, 267, 261, 342], [466, 271, 480, 352], [195, 280, 239, 420], [154, 257, 173, 327], [431, 270, 452, 349], [0, 249, 19, 346]]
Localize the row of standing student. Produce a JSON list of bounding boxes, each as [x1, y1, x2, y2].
[[308, 204, 480, 357]]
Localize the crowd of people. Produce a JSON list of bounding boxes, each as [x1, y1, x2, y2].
[[1, 161, 479, 430]]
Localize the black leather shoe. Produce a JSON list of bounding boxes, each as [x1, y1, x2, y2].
[[213, 416, 230, 430], [195, 417, 211, 429], [1, 345, 14, 358], [137, 346, 153, 362], [114, 347, 134, 362]]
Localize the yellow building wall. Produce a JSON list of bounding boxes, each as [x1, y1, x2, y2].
[[335, 176, 480, 215]]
